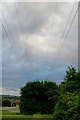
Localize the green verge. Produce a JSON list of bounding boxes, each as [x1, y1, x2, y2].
[[1, 110, 52, 119], [2, 114, 52, 119]]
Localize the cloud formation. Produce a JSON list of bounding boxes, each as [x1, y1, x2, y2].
[[2, 2, 78, 95]]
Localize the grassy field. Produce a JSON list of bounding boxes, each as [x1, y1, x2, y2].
[[0, 110, 52, 120], [2, 110, 17, 115]]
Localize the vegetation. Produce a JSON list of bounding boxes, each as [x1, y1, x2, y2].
[[19, 65, 80, 120], [1, 110, 17, 115], [19, 81, 59, 114], [2, 115, 52, 119], [2, 96, 20, 107], [2, 100, 11, 107], [53, 66, 80, 120], [1, 65, 80, 120], [1, 110, 52, 119]]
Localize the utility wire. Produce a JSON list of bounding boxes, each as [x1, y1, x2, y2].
[[55, 2, 76, 58], [15, 3, 31, 61], [46, 3, 57, 54], [54, 2, 78, 63], [15, 3, 35, 79], [0, 12, 26, 73], [1, 19, 28, 85], [2, 21, 24, 73]]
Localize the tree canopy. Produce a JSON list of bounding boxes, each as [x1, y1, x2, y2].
[[19, 81, 59, 114], [53, 66, 80, 120]]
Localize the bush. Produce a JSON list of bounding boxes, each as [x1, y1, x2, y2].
[[2, 99, 11, 107]]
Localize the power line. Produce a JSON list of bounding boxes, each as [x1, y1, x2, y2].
[[55, 2, 76, 56], [0, 12, 26, 73], [15, 3, 31, 62], [2, 22, 25, 73], [48, 2, 57, 37], [1, 19, 28, 86], [14, 3, 35, 79], [46, 3, 57, 54], [54, 2, 78, 63]]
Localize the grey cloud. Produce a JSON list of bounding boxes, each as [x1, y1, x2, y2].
[[2, 2, 78, 95]]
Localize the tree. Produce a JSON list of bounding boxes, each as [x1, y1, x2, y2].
[[2, 99, 11, 107], [53, 91, 80, 120], [59, 66, 79, 93], [64, 65, 77, 82], [53, 66, 80, 120], [19, 81, 59, 114]]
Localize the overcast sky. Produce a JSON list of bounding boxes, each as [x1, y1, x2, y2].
[[1, 2, 78, 96]]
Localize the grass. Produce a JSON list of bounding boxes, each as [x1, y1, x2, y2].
[[0, 110, 2, 115], [2, 110, 17, 115], [0, 109, 53, 120], [0, 110, 20, 116], [2, 115, 52, 120], [32, 113, 52, 118]]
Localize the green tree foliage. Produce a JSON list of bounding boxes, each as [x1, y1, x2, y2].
[[53, 91, 80, 120], [59, 66, 80, 93], [2, 99, 11, 107], [19, 81, 59, 114], [64, 66, 77, 82], [19, 65, 80, 119], [53, 66, 80, 120]]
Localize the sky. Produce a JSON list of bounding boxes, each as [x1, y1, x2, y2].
[[1, 2, 78, 96]]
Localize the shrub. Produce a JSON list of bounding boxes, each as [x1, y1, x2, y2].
[[2, 99, 11, 107]]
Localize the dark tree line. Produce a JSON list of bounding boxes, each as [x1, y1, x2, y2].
[[19, 66, 80, 119]]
